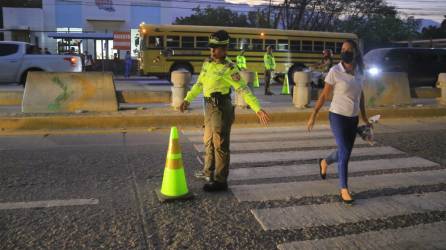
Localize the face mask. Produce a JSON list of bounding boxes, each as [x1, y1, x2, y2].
[[341, 51, 354, 64]]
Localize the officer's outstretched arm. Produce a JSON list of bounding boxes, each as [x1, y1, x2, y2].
[[181, 73, 204, 112], [228, 70, 270, 126], [256, 109, 270, 126]]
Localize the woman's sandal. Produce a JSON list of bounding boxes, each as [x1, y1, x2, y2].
[[318, 158, 326, 180], [339, 192, 354, 205]]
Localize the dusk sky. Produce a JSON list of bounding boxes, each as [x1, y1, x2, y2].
[[174, 0, 446, 23]]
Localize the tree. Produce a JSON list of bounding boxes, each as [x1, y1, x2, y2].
[[173, 1, 421, 50], [421, 16, 446, 39], [174, 6, 277, 28], [174, 6, 250, 27]]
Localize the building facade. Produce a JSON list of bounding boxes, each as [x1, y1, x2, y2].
[[1, 0, 174, 59]]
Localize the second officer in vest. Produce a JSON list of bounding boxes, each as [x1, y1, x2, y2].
[[180, 30, 270, 192]]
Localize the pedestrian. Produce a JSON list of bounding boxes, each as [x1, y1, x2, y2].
[[311, 49, 333, 88], [85, 51, 94, 71], [112, 53, 119, 76], [307, 39, 371, 204], [263, 45, 276, 95], [124, 51, 132, 78], [236, 49, 247, 71], [44, 48, 51, 55], [180, 30, 270, 192]]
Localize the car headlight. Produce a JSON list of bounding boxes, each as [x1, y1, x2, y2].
[[367, 67, 381, 76]]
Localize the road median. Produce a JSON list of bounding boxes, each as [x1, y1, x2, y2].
[[1, 105, 445, 133]]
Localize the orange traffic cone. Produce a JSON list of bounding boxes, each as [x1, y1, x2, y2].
[[156, 127, 193, 202]]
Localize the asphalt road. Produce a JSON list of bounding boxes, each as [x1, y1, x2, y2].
[[0, 117, 445, 249]]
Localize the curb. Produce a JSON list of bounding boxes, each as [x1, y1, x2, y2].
[[0, 90, 171, 106], [0, 91, 22, 105], [1, 106, 445, 133]]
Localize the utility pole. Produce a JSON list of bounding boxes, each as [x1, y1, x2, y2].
[[268, 0, 272, 27]]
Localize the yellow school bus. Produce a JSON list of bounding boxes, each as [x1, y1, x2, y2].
[[138, 23, 357, 82]]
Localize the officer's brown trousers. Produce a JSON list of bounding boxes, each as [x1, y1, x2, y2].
[[203, 99, 235, 183]]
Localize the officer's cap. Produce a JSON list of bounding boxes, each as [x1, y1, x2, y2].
[[209, 30, 230, 48]]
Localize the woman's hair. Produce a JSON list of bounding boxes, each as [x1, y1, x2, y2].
[[344, 39, 364, 74]]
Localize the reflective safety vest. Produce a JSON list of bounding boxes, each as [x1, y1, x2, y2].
[[184, 57, 261, 112], [236, 55, 247, 70], [264, 53, 276, 70]]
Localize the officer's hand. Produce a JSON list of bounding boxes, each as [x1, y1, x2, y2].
[[179, 101, 190, 112], [256, 109, 271, 126]]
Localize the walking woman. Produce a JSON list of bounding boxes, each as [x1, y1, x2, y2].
[[307, 39, 371, 204]]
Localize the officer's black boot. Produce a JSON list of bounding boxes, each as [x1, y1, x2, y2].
[[203, 181, 228, 192]]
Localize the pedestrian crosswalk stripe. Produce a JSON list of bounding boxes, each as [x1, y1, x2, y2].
[[186, 130, 334, 143], [229, 157, 439, 181], [194, 138, 369, 153], [277, 221, 446, 250], [182, 125, 330, 136], [230, 169, 446, 202], [230, 146, 402, 164], [252, 191, 446, 231]]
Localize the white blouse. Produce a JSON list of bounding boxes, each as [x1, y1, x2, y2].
[[324, 62, 365, 117]]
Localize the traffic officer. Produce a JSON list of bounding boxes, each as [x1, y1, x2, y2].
[[180, 30, 270, 192], [236, 50, 247, 71], [264, 45, 276, 95]]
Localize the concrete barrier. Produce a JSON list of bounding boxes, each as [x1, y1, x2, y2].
[[412, 87, 441, 99], [22, 72, 118, 113], [364, 72, 411, 107], [293, 72, 311, 108], [170, 70, 191, 109], [437, 73, 446, 105]]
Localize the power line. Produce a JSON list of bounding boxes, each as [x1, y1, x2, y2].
[[12, 0, 444, 19]]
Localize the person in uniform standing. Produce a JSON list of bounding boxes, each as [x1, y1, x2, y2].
[[180, 30, 270, 192], [236, 50, 247, 71], [263, 45, 276, 95]]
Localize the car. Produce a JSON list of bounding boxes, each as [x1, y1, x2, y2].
[[0, 41, 82, 85], [364, 47, 446, 88]]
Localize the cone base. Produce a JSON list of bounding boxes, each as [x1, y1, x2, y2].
[[155, 189, 194, 203]]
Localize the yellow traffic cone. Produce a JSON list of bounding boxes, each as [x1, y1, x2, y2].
[[156, 127, 193, 202], [253, 72, 260, 88], [281, 73, 290, 95]]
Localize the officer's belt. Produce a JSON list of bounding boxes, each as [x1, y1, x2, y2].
[[204, 92, 231, 104]]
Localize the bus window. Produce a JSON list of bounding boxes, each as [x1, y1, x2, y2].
[[229, 38, 237, 50], [147, 36, 164, 49], [167, 36, 180, 48], [335, 42, 343, 54], [239, 38, 250, 50], [277, 40, 289, 51], [325, 42, 335, 53], [182, 36, 194, 48], [314, 41, 324, 52], [251, 39, 263, 51], [290, 40, 301, 52], [265, 39, 276, 50], [302, 40, 313, 52], [196, 36, 208, 48]]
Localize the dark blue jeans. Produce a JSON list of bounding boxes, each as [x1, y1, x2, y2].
[[325, 112, 359, 188]]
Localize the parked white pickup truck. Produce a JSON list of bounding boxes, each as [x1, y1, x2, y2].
[[0, 41, 82, 85]]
